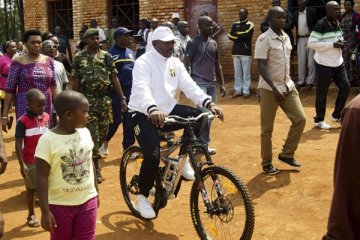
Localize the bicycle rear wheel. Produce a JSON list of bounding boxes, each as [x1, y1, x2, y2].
[[190, 165, 254, 240]]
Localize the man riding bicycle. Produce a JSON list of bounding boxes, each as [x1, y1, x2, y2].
[[128, 26, 224, 219]]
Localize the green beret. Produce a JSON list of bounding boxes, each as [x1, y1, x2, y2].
[[83, 28, 99, 38]]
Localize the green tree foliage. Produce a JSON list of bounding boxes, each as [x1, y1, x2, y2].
[[0, 0, 24, 49]]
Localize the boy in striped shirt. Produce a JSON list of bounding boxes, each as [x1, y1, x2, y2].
[[15, 88, 50, 227]]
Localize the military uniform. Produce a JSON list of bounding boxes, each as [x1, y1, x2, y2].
[[72, 48, 117, 178]]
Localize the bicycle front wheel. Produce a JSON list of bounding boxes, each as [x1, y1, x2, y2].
[[119, 146, 144, 218], [190, 165, 254, 240]]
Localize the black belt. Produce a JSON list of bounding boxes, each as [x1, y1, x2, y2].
[[298, 35, 310, 38], [1, 74, 8, 77]]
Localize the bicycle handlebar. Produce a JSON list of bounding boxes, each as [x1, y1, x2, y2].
[[165, 112, 215, 124]]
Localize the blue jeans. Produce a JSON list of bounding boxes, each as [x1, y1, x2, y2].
[[198, 83, 217, 145], [233, 55, 252, 94]]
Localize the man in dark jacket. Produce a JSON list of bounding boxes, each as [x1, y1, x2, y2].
[[293, 0, 318, 89], [228, 8, 254, 98], [260, 0, 294, 46]]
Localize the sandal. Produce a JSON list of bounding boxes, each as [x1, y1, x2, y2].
[[96, 169, 104, 184], [27, 215, 40, 227]]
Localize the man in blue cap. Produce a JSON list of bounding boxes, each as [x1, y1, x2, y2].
[[100, 27, 136, 156]]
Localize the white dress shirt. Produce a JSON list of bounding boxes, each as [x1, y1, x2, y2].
[[97, 27, 107, 42], [298, 10, 310, 36]]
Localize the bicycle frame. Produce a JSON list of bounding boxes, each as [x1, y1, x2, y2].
[[159, 113, 225, 216]]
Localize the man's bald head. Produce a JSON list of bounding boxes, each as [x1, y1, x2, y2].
[[268, 6, 285, 20], [198, 16, 212, 27], [198, 16, 213, 37], [177, 21, 189, 36], [326, 1, 339, 10], [326, 1, 340, 20], [177, 21, 188, 28]]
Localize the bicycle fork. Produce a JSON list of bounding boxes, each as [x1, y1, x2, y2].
[[188, 147, 224, 217]]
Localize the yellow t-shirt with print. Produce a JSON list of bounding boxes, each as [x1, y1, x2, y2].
[[35, 128, 98, 206]]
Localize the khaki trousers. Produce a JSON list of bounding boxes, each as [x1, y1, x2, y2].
[[259, 88, 306, 166]]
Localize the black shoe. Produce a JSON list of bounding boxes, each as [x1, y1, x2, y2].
[[305, 84, 313, 90], [278, 154, 301, 167], [296, 83, 305, 89], [262, 164, 279, 175], [96, 169, 104, 184]]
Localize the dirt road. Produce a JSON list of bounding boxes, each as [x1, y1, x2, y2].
[[1, 86, 357, 240]]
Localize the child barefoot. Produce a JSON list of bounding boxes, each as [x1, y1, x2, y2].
[[15, 88, 50, 227], [35, 90, 98, 240]]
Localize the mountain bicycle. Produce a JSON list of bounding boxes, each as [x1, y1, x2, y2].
[[120, 112, 254, 240]]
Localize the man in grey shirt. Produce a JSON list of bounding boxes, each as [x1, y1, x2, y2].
[[185, 16, 226, 154]]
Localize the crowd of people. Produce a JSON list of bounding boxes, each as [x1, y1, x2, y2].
[[0, 0, 360, 239]]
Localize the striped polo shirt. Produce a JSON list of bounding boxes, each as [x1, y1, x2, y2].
[[15, 111, 50, 164], [308, 16, 344, 67]]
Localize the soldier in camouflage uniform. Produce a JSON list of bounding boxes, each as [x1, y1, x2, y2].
[[72, 28, 127, 183]]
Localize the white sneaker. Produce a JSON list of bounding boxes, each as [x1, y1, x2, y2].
[[136, 194, 156, 219], [182, 157, 195, 180], [330, 115, 340, 123], [208, 147, 217, 155], [314, 121, 331, 130], [99, 144, 109, 158]]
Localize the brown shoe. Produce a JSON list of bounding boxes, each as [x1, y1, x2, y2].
[[232, 91, 243, 98], [243, 93, 250, 99], [296, 83, 305, 89]]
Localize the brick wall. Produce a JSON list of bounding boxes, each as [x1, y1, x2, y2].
[[217, 0, 277, 80], [23, 0, 109, 42], [139, 0, 273, 80], [140, 1, 185, 24], [24, 0, 48, 31], [72, 1, 108, 41], [22, 0, 360, 81]]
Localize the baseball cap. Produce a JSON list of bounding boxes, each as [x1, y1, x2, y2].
[[151, 26, 175, 42], [113, 27, 133, 39], [172, 12, 180, 19]]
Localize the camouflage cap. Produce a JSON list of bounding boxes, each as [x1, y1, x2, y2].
[[83, 28, 99, 38]]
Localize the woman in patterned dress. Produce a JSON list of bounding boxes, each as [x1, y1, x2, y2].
[[1, 29, 57, 132], [339, 0, 359, 87]]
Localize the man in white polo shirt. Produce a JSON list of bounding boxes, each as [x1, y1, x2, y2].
[[128, 26, 224, 219]]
